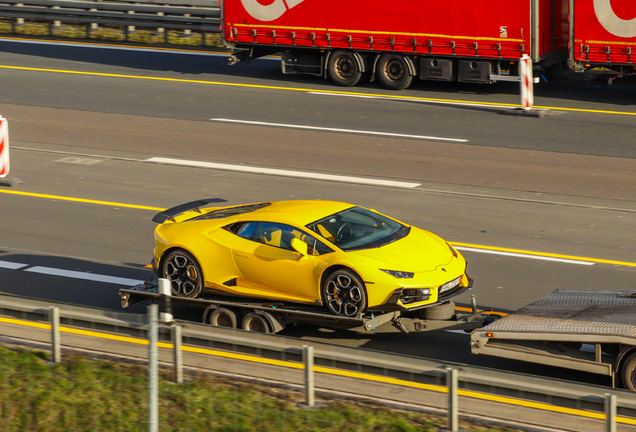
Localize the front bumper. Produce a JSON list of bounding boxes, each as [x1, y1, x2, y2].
[[367, 274, 473, 312]]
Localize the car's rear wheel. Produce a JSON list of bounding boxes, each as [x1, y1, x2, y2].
[[322, 269, 367, 317], [161, 249, 203, 298]]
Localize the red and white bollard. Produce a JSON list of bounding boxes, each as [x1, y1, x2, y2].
[[519, 55, 534, 110], [0, 116, 9, 178]]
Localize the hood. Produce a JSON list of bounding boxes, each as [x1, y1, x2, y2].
[[351, 228, 454, 272]]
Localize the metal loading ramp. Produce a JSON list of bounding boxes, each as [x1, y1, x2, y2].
[[482, 290, 636, 336]]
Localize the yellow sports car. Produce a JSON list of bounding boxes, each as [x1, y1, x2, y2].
[[151, 199, 471, 318]]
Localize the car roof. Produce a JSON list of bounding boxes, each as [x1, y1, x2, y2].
[[236, 200, 354, 226]]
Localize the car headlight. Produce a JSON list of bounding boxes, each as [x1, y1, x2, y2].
[[447, 242, 458, 258], [381, 269, 414, 279]]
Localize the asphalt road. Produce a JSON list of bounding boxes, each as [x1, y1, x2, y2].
[[0, 38, 635, 388]]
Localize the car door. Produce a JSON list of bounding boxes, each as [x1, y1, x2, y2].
[[231, 221, 325, 302]]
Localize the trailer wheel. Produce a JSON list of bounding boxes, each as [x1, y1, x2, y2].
[[328, 50, 362, 87], [241, 313, 271, 333], [209, 308, 239, 329], [377, 53, 414, 90], [419, 301, 455, 321], [621, 352, 636, 391], [322, 269, 367, 317], [161, 249, 203, 298]]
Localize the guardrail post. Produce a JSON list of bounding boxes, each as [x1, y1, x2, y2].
[[127, 9, 136, 39], [446, 368, 458, 432], [172, 324, 183, 384], [89, 9, 99, 35], [181, 13, 191, 38], [13, 4, 24, 32], [148, 304, 159, 432], [605, 393, 616, 432], [155, 11, 165, 40], [303, 345, 315, 407], [50, 306, 61, 363]]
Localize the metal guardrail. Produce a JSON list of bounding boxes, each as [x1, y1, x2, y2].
[[0, 0, 221, 40], [1, 291, 636, 431]]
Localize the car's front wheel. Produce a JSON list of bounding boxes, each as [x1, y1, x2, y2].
[[161, 249, 203, 298], [322, 269, 367, 317]]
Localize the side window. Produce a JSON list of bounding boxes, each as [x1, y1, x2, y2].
[[301, 233, 333, 256], [252, 222, 296, 250], [234, 222, 259, 240]]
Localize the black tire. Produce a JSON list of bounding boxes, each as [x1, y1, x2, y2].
[[376, 53, 414, 90], [419, 301, 456, 321], [621, 352, 636, 391], [328, 50, 363, 87], [209, 308, 239, 328], [322, 269, 367, 317], [161, 249, 203, 298], [241, 313, 271, 333]]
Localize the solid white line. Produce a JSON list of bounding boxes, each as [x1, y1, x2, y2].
[[453, 246, 596, 266], [145, 157, 422, 188], [25, 266, 144, 286], [210, 118, 468, 143], [0, 260, 28, 270], [309, 91, 531, 111], [0, 37, 278, 60]]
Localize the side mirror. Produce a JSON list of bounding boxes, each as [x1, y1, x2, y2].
[[291, 238, 308, 256]]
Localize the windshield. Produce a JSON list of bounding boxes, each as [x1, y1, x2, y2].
[[306, 207, 410, 251]]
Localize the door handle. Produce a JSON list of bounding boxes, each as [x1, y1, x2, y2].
[[233, 251, 250, 259]]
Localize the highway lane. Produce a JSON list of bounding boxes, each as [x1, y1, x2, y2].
[[1, 147, 635, 389], [0, 39, 635, 389], [0, 39, 636, 161]]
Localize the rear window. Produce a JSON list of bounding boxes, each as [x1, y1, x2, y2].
[[189, 203, 270, 221]]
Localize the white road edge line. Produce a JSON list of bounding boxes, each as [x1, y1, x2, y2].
[[0, 37, 278, 60], [210, 118, 468, 143], [0, 260, 28, 270], [145, 157, 422, 189], [25, 266, 144, 286], [453, 246, 596, 266], [309, 91, 539, 111]]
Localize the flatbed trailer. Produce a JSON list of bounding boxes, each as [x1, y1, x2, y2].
[[120, 280, 493, 334], [471, 289, 636, 390]]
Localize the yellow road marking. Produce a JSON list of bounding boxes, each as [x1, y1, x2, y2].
[[450, 241, 636, 268], [0, 189, 164, 211], [0, 316, 51, 329], [1, 64, 636, 116], [2, 315, 634, 423], [454, 306, 508, 316], [0, 36, 228, 55], [3, 189, 635, 268]]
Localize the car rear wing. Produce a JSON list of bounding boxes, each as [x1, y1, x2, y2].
[[152, 198, 228, 223]]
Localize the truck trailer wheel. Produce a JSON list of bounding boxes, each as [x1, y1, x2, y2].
[[621, 352, 636, 391], [376, 53, 414, 90], [419, 301, 456, 321], [209, 307, 239, 329], [241, 313, 271, 333], [328, 50, 362, 87]]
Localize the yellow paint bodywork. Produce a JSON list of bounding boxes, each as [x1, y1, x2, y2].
[[153, 200, 469, 311]]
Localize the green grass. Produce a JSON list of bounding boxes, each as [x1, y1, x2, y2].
[[0, 344, 521, 432], [0, 19, 222, 48]]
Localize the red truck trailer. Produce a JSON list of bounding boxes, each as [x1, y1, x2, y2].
[[222, 0, 635, 89], [570, 0, 636, 75]]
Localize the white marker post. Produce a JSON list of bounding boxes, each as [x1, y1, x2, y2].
[[519, 55, 534, 110], [0, 116, 9, 179], [0, 116, 22, 187]]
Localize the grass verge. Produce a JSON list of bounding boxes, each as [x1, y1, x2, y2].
[[0, 344, 522, 432]]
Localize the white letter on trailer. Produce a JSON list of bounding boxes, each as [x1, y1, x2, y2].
[[241, 0, 305, 22], [593, 0, 636, 38]]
